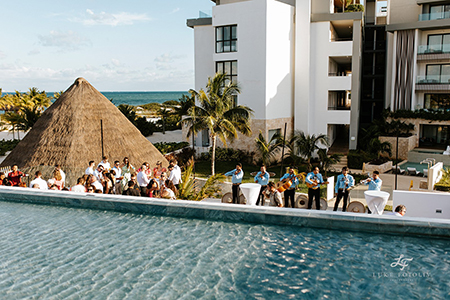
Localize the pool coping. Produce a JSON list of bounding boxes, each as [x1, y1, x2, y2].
[[0, 187, 449, 239]]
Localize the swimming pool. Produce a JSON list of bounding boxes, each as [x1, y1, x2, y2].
[[0, 201, 448, 299]]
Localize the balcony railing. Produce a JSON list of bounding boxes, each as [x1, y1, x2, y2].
[[330, 37, 353, 42], [328, 106, 351, 110], [328, 72, 352, 76], [418, 44, 450, 54], [417, 75, 450, 84], [419, 11, 450, 21], [198, 10, 212, 18]]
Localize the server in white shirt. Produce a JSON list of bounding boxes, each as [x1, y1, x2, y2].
[[29, 171, 48, 190], [85, 161, 95, 175], [168, 159, 182, 189], [137, 164, 150, 196], [98, 156, 111, 171]]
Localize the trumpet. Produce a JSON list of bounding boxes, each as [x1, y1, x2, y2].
[[360, 177, 372, 184]]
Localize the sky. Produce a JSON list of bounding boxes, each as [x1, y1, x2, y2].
[[0, 0, 214, 92]]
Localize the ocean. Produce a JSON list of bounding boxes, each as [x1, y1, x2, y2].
[[1, 91, 188, 107]]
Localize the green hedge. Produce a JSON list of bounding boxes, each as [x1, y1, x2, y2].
[[0, 139, 20, 156], [347, 150, 374, 169], [199, 147, 255, 165], [387, 109, 450, 121]]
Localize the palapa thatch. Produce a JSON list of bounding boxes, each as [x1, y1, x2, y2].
[[1, 77, 169, 186]]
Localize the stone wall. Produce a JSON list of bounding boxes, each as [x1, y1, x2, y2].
[[182, 117, 295, 160], [379, 135, 417, 160]]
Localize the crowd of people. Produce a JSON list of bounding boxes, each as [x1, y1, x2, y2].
[[0, 156, 183, 200], [0, 159, 406, 216]]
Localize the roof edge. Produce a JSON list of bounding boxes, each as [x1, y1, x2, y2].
[[187, 17, 213, 28]]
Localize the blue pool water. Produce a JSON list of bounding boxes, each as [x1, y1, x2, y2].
[[0, 201, 449, 299]]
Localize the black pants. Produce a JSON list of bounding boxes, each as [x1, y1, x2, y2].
[[140, 186, 147, 197], [308, 188, 321, 210], [232, 184, 240, 204], [334, 189, 349, 212], [256, 185, 267, 206], [283, 189, 295, 208]]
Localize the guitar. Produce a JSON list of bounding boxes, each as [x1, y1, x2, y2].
[[306, 180, 329, 189]]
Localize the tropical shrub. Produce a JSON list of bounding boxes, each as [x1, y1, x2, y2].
[[178, 163, 225, 200]]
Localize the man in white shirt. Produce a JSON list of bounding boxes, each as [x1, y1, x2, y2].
[[98, 156, 111, 171], [29, 171, 48, 190], [94, 165, 104, 181], [71, 177, 87, 193], [137, 164, 150, 196], [168, 159, 182, 189], [85, 161, 95, 175]]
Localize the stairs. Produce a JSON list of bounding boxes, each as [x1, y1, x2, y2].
[[330, 155, 348, 171]]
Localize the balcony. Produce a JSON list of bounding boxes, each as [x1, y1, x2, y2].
[[416, 75, 450, 91], [417, 75, 450, 84], [418, 44, 450, 54], [419, 11, 450, 21]]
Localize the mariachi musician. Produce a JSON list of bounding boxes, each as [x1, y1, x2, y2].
[[254, 165, 270, 206], [305, 167, 325, 210], [280, 167, 299, 208], [224, 163, 244, 204], [333, 166, 355, 212]]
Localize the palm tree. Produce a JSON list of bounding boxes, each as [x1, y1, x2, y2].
[[368, 138, 392, 159], [295, 130, 329, 171], [183, 72, 253, 175], [255, 130, 281, 166], [0, 88, 53, 137], [318, 148, 341, 177], [178, 161, 225, 200], [157, 104, 172, 134]]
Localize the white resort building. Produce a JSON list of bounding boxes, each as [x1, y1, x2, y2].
[[386, 0, 450, 150], [186, 0, 378, 153]]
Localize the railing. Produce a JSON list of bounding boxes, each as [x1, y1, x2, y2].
[[328, 106, 351, 111], [328, 72, 352, 76], [330, 37, 353, 42], [416, 75, 450, 84], [419, 11, 450, 21], [199, 10, 212, 18], [418, 44, 450, 54]]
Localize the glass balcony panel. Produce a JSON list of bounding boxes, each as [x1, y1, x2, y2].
[[419, 12, 450, 21], [440, 74, 450, 84], [417, 75, 440, 84], [417, 44, 450, 54]]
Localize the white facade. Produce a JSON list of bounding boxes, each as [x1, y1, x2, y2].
[[187, 0, 362, 151]]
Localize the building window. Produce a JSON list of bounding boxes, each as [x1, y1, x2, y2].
[[424, 94, 450, 110], [427, 34, 450, 53], [429, 4, 450, 20], [216, 60, 238, 84], [216, 25, 237, 53], [426, 64, 450, 83]]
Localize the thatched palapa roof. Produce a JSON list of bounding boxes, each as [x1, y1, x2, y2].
[[1, 77, 168, 184]]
